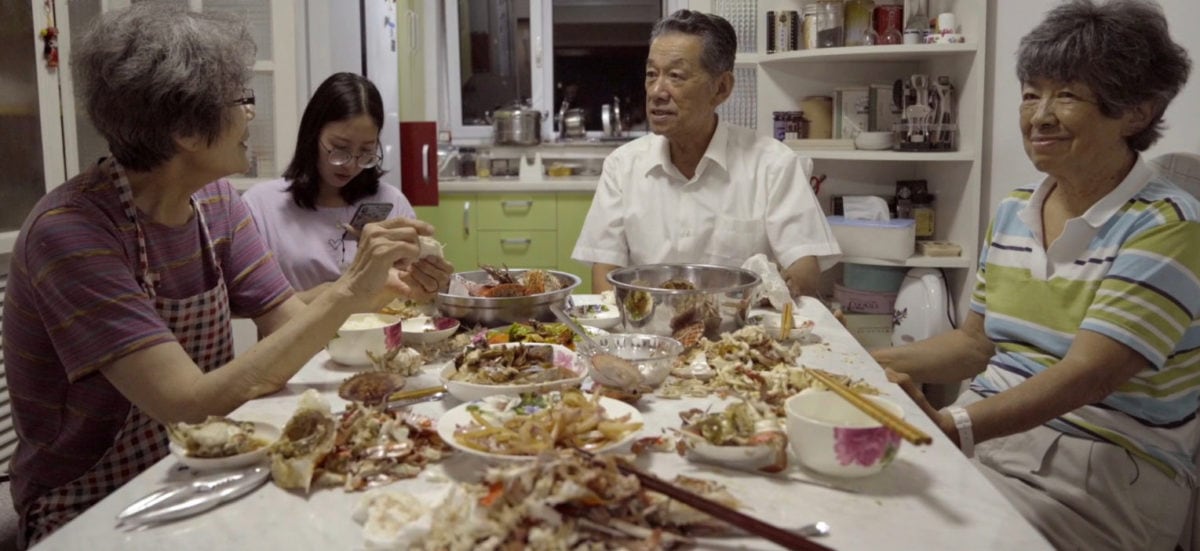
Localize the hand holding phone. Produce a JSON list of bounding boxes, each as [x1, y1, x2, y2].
[[347, 202, 394, 231]]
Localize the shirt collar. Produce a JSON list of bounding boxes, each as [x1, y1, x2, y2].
[[643, 118, 730, 180], [1018, 155, 1153, 234]]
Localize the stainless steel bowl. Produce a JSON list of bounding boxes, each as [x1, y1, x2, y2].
[[437, 269, 581, 327], [577, 333, 683, 387], [606, 264, 761, 339]]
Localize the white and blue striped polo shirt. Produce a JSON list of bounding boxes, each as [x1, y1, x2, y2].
[[970, 157, 1200, 482]]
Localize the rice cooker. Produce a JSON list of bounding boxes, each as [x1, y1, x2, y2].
[[891, 268, 960, 407]]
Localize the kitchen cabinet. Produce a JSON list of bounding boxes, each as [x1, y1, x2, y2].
[[414, 195, 477, 272], [737, 0, 988, 313], [416, 191, 594, 290]]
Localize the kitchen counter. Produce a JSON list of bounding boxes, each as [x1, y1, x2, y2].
[[439, 176, 599, 193]]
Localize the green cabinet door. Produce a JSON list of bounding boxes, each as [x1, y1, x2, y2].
[[556, 192, 594, 293], [414, 194, 477, 272]]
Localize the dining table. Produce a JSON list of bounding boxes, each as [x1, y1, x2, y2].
[[37, 296, 1052, 550]]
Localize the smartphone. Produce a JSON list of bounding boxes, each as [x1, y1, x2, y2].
[[347, 202, 393, 232]]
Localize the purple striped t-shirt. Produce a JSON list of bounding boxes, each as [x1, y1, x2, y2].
[[2, 160, 294, 513]]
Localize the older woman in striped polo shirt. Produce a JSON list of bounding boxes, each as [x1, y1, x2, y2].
[[873, 1, 1195, 549], [0, 4, 447, 547]]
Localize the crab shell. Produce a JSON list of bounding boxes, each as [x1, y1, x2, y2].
[[338, 371, 407, 405], [166, 416, 258, 459]]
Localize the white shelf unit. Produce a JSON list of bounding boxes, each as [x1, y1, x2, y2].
[[748, 0, 988, 314]]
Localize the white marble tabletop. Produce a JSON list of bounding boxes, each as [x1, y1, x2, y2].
[[39, 298, 1051, 550]]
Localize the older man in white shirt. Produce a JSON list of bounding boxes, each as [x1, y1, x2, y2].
[[572, 10, 840, 296]]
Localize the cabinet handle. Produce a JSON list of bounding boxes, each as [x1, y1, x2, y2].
[[421, 143, 429, 184], [462, 201, 471, 237], [501, 200, 533, 209], [501, 238, 532, 246]]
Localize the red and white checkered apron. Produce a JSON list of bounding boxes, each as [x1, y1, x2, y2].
[[22, 163, 234, 547]]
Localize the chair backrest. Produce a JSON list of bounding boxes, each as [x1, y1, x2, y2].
[[1151, 152, 1200, 200]]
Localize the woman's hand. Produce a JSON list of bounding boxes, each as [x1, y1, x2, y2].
[[338, 217, 431, 310], [885, 368, 958, 445], [396, 256, 454, 301]]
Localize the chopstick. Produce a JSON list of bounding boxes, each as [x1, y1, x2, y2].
[[575, 449, 832, 551], [782, 301, 795, 338], [806, 369, 933, 446], [386, 385, 446, 403]]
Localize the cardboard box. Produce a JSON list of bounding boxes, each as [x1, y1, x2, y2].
[[834, 87, 870, 139]]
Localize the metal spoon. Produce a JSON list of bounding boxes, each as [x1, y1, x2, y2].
[[796, 521, 831, 538], [549, 304, 642, 388]]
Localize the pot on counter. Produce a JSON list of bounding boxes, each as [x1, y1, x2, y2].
[[490, 101, 543, 146]]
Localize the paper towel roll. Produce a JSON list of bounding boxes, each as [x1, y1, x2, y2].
[[842, 196, 891, 221]]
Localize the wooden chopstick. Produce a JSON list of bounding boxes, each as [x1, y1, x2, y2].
[[781, 301, 795, 338], [386, 385, 446, 403], [806, 369, 933, 446], [575, 449, 832, 551]]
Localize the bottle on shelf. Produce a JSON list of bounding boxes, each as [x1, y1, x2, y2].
[[458, 147, 477, 178], [476, 148, 491, 179], [815, 1, 845, 48], [844, 0, 875, 47]]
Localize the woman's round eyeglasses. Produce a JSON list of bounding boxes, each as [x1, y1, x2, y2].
[[229, 88, 255, 107], [320, 141, 382, 169]]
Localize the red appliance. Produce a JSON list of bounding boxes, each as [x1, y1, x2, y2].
[[399, 121, 439, 206]]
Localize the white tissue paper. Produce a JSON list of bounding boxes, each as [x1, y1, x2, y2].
[[842, 196, 891, 221], [742, 254, 792, 310]]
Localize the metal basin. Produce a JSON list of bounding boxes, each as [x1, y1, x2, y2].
[[437, 269, 581, 327], [606, 264, 761, 339]]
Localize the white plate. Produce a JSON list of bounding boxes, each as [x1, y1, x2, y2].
[[168, 421, 280, 472], [436, 395, 643, 461], [439, 343, 587, 402], [401, 315, 461, 345], [747, 311, 817, 340]]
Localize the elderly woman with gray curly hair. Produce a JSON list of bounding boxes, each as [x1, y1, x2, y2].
[[0, 3, 447, 546], [872, 1, 1196, 549]]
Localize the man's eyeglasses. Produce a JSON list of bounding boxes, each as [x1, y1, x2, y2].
[[229, 88, 255, 107], [320, 141, 382, 169]]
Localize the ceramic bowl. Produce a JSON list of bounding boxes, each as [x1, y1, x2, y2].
[[747, 312, 817, 340], [168, 421, 280, 472], [784, 390, 904, 478], [439, 343, 587, 402], [854, 131, 894, 150], [566, 302, 622, 330], [327, 313, 404, 366], [400, 315, 461, 345], [576, 333, 683, 387]]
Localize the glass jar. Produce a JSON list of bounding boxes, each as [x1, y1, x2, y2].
[[458, 147, 476, 178], [802, 4, 819, 50], [874, 0, 904, 45], [843, 0, 875, 46], [475, 148, 491, 179], [816, 1, 845, 48]]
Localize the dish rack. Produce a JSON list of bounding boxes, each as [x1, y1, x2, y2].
[[892, 74, 957, 151]]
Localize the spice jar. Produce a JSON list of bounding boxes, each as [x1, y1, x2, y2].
[[475, 148, 491, 179], [912, 191, 936, 239], [844, 0, 875, 46]]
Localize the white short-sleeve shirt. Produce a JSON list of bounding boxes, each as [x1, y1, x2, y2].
[[571, 122, 840, 270], [241, 178, 416, 291]]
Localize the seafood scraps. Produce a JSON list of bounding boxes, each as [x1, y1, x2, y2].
[[166, 416, 267, 459], [414, 449, 739, 550], [270, 390, 338, 492]]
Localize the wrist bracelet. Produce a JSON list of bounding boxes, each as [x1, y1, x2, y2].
[[945, 406, 975, 458]]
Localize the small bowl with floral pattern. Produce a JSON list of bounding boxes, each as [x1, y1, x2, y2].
[[784, 390, 904, 478]]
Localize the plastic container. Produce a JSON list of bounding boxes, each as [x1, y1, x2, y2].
[[843, 263, 907, 292], [815, 1, 845, 48], [834, 284, 898, 314], [802, 4, 820, 50], [827, 215, 916, 261]]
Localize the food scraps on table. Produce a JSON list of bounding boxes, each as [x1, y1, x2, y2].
[[449, 342, 577, 385], [166, 416, 268, 459], [412, 449, 739, 549], [452, 390, 642, 457]]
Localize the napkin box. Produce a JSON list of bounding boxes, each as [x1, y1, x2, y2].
[[827, 216, 916, 261]]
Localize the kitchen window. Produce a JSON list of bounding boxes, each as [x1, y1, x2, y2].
[[443, 0, 682, 141]]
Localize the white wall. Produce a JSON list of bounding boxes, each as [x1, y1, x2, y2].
[[983, 0, 1200, 238]]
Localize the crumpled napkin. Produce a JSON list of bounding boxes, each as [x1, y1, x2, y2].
[[741, 254, 791, 311]]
